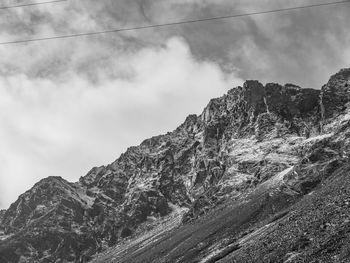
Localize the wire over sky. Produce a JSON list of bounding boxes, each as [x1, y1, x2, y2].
[[0, 0, 67, 10], [0, 0, 349, 45]]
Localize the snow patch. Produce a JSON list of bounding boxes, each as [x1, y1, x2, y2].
[[0, 232, 13, 241], [262, 166, 294, 188], [304, 133, 333, 143]]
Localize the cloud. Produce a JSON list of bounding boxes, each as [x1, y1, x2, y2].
[[1, 0, 349, 88], [0, 37, 242, 208], [140, 0, 350, 88]]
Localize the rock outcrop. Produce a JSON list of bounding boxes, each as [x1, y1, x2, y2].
[[321, 68, 350, 120], [1, 68, 350, 263], [0, 211, 5, 225]]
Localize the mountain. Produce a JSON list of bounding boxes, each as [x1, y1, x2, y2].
[[1, 68, 350, 263], [0, 211, 5, 224]]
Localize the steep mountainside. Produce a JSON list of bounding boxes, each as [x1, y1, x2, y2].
[[0, 69, 350, 263], [0, 211, 5, 225]]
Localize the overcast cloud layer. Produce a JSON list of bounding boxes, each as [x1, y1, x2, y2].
[[0, 0, 349, 208]]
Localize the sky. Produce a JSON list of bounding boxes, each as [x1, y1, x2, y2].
[[0, 0, 349, 209]]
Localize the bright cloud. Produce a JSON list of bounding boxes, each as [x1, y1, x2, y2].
[[0, 37, 242, 208]]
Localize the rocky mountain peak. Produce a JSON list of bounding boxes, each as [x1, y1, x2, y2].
[[241, 80, 266, 107], [321, 68, 350, 120], [1, 69, 350, 263], [328, 67, 350, 84], [1, 176, 92, 234]]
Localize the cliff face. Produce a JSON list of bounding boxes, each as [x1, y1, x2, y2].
[[321, 68, 350, 120], [0, 69, 350, 263], [0, 211, 4, 222]]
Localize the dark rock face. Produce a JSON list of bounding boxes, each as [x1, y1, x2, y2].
[[0, 210, 5, 223], [1, 69, 350, 263], [321, 68, 350, 120]]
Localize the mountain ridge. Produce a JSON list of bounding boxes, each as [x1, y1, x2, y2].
[[1, 68, 350, 262]]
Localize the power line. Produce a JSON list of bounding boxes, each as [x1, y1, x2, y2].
[[0, 0, 349, 45], [0, 0, 67, 10]]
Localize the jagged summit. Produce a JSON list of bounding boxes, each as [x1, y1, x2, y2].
[[321, 68, 350, 120], [329, 67, 350, 82], [1, 69, 350, 263]]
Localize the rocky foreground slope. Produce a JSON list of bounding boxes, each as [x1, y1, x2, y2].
[[1, 69, 350, 263]]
